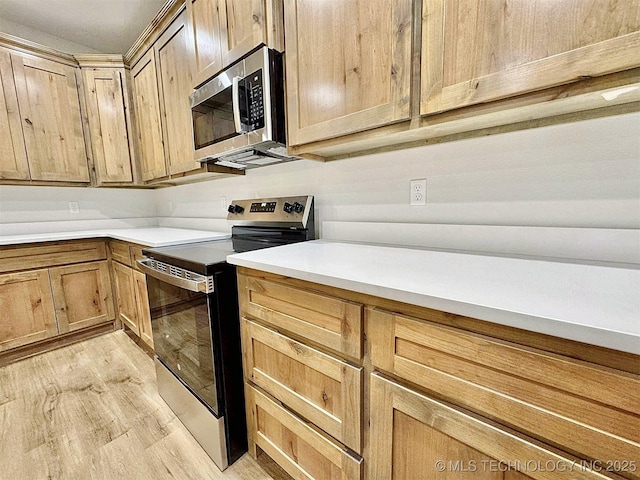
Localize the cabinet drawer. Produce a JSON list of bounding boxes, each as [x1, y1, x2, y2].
[[109, 240, 132, 266], [367, 308, 640, 469], [238, 274, 363, 359], [242, 319, 363, 453], [246, 384, 362, 480], [369, 373, 614, 480], [0, 241, 107, 273]]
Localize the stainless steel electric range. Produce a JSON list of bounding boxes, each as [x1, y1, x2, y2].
[[138, 196, 314, 470]]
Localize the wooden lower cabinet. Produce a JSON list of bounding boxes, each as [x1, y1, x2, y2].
[[133, 269, 153, 348], [112, 261, 140, 336], [368, 373, 610, 480], [242, 318, 362, 452], [0, 269, 58, 351], [246, 384, 362, 480], [50, 261, 114, 333], [0, 240, 116, 363], [238, 268, 640, 480]]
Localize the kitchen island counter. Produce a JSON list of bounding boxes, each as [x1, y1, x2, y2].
[[227, 240, 640, 354]]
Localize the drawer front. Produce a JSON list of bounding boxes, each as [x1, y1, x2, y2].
[[238, 274, 363, 360], [246, 384, 362, 480], [369, 373, 614, 480], [0, 241, 107, 273], [367, 308, 640, 470], [109, 240, 132, 266], [242, 318, 363, 453]]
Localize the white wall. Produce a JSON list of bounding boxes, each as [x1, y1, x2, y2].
[[0, 186, 157, 235], [155, 112, 640, 233]]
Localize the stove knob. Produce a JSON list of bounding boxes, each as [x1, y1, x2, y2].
[[283, 202, 294, 214], [228, 204, 244, 214], [293, 202, 305, 214]]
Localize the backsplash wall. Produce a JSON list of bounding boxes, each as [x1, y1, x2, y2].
[[155, 111, 640, 233], [0, 186, 157, 235]]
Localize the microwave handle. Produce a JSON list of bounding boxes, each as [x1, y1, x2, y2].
[[232, 76, 244, 134]]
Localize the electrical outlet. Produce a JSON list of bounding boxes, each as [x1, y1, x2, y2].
[[168, 201, 174, 212], [410, 179, 426, 205], [68, 202, 80, 214], [221, 196, 227, 210]]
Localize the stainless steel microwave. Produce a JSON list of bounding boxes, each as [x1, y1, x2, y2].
[[190, 45, 297, 170]]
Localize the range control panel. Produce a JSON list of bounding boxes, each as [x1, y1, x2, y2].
[[227, 195, 314, 228]]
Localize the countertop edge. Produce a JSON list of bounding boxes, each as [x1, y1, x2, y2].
[[227, 255, 640, 356]]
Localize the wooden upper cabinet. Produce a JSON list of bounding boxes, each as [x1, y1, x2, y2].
[[10, 52, 89, 183], [284, 0, 412, 146], [421, 0, 640, 115], [0, 270, 58, 352], [0, 48, 29, 180], [155, 10, 199, 176], [187, 0, 284, 88], [131, 48, 167, 181], [80, 64, 135, 184]]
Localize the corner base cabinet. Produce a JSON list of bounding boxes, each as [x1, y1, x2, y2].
[[0, 241, 116, 365]]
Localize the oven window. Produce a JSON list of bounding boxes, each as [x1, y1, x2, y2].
[[146, 276, 219, 414]]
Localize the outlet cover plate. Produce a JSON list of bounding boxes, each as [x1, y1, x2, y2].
[[410, 179, 426, 205]]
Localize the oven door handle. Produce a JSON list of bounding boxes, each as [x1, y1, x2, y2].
[[137, 259, 213, 294]]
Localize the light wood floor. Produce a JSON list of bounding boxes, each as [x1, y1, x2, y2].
[[0, 331, 290, 480]]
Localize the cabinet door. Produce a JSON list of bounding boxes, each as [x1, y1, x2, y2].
[[0, 270, 58, 352], [155, 11, 199, 176], [0, 48, 29, 180], [50, 261, 115, 333], [284, 0, 412, 146], [187, 0, 282, 88], [133, 269, 153, 348], [131, 48, 167, 181], [112, 262, 140, 336], [11, 53, 90, 182], [421, 0, 640, 115], [82, 68, 134, 183], [369, 373, 609, 480]]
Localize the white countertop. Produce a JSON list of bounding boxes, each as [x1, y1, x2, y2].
[[227, 240, 640, 355], [0, 227, 230, 247]]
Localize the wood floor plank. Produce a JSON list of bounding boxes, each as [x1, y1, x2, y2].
[[0, 330, 290, 480]]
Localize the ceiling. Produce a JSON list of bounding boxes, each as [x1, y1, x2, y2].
[[0, 0, 167, 54]]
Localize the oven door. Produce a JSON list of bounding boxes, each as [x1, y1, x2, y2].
[[142, 267, 220, 415]]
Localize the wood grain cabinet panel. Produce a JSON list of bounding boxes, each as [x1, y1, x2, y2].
[[0, 240, 106, 274], [112, 261, 140, 336], [369, 373, 611, 480], [238, 274, 363, 360], [10, 52, 89, 182], [0, 47, 29, 180], [0, 270, 58, 352], [155, 10, 199, 177], [131, 48, 167, 181], [133, 269, 153, 348], [246, 384, 362, 480], [81, 67, 135, 184], [242, 319, 362, 453], [50, 261, 115, 333], [109, 239, 133, 266], [421, 0, 640, 115], [284, 0, 412, 146], [367, 308, 640, 470], [187, 0, 283, 88]]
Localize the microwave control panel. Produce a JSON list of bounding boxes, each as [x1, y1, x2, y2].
[[241, 69, 264, 130]]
